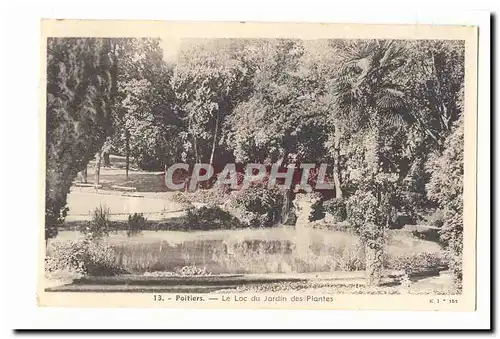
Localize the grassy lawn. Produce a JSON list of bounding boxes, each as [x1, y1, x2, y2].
[[97, 172, 168, 192], [81, 155, 170, 192], [82, 170, 168, 193]]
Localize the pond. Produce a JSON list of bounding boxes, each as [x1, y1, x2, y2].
[[49, 227, 441, 275]]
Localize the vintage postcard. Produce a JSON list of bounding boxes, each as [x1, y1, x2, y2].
[[38, 20, 478, 311]]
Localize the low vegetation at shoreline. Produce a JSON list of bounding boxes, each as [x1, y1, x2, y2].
[[47, 227, 444, 276]]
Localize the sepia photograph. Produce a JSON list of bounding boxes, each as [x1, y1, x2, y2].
[[38, 20, 478, 310]]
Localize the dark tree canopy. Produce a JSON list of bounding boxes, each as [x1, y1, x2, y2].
[[45, 38, 117, 239]]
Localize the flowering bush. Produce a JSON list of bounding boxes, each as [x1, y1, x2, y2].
[[143, 266, 212, 277], [44, 256, 65, 274], [171, 184, 232, 207], [188, 186, 232, 206], [385, 252, 444, 273], [46, 240, 121, 276], [178, 266, 212, 276], [170, 192, 193, 207]]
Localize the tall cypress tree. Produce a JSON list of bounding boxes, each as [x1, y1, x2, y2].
[[45, 38, 117, 241]]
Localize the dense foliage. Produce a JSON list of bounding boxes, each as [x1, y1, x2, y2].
[[227, 182, 285, 228], [127, 213, 147, 237], [45, 37, 465, 285], [183, 206, 246, 230], [45, 38, 117, 240], [323, 198, 347, 222], [79, 205, 112, 240], [426, 115, 464, 284], [46, 240, 121, 276]]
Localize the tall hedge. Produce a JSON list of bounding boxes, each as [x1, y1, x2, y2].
[[45, 38, 117, 240]]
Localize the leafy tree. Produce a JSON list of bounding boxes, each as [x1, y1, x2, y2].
[[332, 39, 465, 285], [333, 40, 410, 285], [225, 39, 333, 173], [301, 40, 344, 198], [224, 40, 334, 223], [426, 115, 464, 286], [172, 39, 253, 165], [112, 38, 178, 172], [403, 40, 465, 144], [45, 38, 117, 241]]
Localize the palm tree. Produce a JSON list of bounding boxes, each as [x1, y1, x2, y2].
[[332, 39, 409, 286]]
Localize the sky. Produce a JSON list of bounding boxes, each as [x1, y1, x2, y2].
[[159, 37, 182, 62]]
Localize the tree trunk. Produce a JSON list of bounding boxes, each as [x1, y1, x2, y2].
[[103, 152, 110, 167], [188, 115, 200, 163], [364, 119, 384, 287], [332, 125, 343, 199], [430, 50, 452, 132], [94, 151, 102, 189], [209, 110, 220, 166], [125, 129, 130, 180], [365, 242, 383, 286], [78, 168, 88, 183], [193, 137, 200, 164], [281, 189, 293, 224]]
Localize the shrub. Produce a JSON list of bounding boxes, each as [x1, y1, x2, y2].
[[346, 191, 386, 244], [80, 205, 112, 240], [143, 266, 212, 277], [390, 214, 416, 229], [178, 266, 212, 276], [44, 256, 64, 274], [385, 252, 444, 274], [309, 198, 326, 221], [127, 213, 146, 237], [227, 183, 284, 228], [183, 206, 246, 230], [143, 271, 176, 277], [171, 184, 232, 208], [292, 192, 323, 226], [170, 192, 194, 208], [423, 209, 445, 227], [310, 220, 356, 233], [323, 198, 347, 222], [188, 186, 232, 206], [46, 240, 122, 276], [439, 213, 463, 284]]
